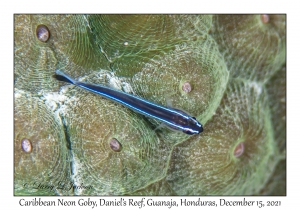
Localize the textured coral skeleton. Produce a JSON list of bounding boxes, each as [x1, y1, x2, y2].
[[14, 14, 286, 195]]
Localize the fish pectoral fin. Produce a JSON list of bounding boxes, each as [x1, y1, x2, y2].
[[165, 98, 173, 108], [153, 122, 181, 133], [153, 122, 165, 132]]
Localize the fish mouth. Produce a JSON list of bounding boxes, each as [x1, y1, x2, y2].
[[198, 126, 204, 133]]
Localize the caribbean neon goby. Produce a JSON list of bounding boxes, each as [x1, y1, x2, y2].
[[54, 70, 203, 135]]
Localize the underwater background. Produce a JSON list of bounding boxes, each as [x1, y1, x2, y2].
[[14, 14, 286, 195]]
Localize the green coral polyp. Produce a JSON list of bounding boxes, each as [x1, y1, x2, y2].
[[166, 80, 280, 195], [109, 138, 122, 152], [132, 38, 229, 128], [233, 142, 245, 158], [36, 24, 50, 42], [21, 138, 32, 153], [180, 81, 192, 93], [14, 92, 71, 195], [212, 15, 285, 82], [60, 81, 172, 195]]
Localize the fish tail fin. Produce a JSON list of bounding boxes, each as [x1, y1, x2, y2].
[[54, 70, 76, 84]]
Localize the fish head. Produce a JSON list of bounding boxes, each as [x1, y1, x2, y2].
[[182, 117, 203, 135]]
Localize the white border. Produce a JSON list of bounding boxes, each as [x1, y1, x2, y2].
[[2, 0, 297, 209]]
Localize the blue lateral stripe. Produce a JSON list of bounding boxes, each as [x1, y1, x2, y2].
[[80, 82, 189, 119], [78, 84, 185, 130]]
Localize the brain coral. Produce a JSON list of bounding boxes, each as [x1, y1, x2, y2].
[[14, 14, 286, 195]]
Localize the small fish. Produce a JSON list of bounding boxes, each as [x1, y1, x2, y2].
[[54, 70, 203, 135]]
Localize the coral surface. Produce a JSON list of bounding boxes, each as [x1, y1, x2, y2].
[[14, 14, 286, 195]]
